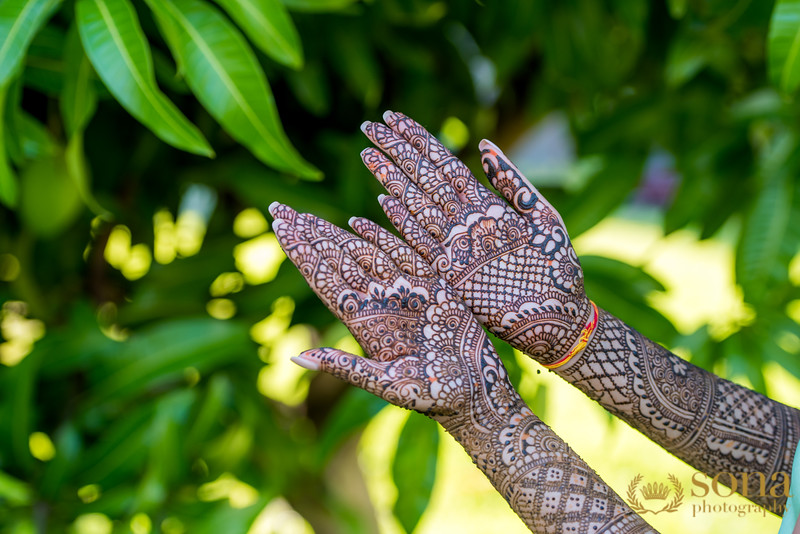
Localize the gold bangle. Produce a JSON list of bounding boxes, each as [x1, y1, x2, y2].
[[543, 301, 599, 370]]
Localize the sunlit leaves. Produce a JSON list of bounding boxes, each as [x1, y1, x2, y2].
[[75, 0, 214, 157], [768, 0, 800, 93], [146, 0, 321, 179]]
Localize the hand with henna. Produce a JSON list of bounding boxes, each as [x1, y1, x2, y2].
[[360, 112, 592, 367], [360, 111, 800, 512], [268, 202, 655, 534]]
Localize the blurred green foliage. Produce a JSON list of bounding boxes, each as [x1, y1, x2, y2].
[[1, 0, 800, 532]]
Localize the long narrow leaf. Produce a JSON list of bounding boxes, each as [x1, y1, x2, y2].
[[0, 85, 17, 207], [75, 0, 214, 157], [146, 0, 321, 179], [392, 414, 438, 534], [215, 0, 303, 69], [281, 0, 358, 12], [61, 25, 109, 216], [768, 0, 800, 93], [0, 0, 61, 87]]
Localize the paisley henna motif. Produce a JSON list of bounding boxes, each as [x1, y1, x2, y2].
[[270, 203, 655, 533], [359, 112, 800, 512], [360, 112, 590, 367]]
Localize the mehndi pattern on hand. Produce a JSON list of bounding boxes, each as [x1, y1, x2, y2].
[[360, 112, 591, 366], [270, 202, 655, 533]]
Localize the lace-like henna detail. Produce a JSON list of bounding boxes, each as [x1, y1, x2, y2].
[[271, 204, 656, 533], [560, 310, 800, 510], [360, 113, 591, 366]]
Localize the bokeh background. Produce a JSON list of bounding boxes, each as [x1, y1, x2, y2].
[[2, 0, 800, 532]]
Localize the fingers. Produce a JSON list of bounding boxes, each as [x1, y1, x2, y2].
[[270, 202, 399, 285], [479, 139, 564, 226], [383, 111, 489, 204], [348, 216, 436, 278], [270, 205, 373, 293], [361, 148, 453, 241], [293, 348, 391, 396], [271, 218, 363, 316], [362, 121, 463, 219], [378, 195, 453, 281]]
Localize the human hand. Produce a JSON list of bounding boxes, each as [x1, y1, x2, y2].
[[268, 203, 523, 424], [360, 112, 593, 367]]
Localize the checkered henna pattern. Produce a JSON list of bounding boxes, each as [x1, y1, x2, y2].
[[359, 112, 800, 512]]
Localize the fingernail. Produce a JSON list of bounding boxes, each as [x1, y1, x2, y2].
[[271, 218, 284, 229], [348, 216, 359, 227], [360, 121, 371, 134], [291, 355, 320, 371], [268, 201, 281, 216], [360, 147, 372, 158], [383, 110, 396, 123], [377, 194, 387, 203], [478, 139, 498, 153]]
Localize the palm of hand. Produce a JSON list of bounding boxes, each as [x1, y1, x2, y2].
[[361, 113, 591, 364], [270, 204, 518, 422]]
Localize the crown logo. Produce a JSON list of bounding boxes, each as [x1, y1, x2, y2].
[[626, 474, 684, 514], [641, 482, 670, 500]]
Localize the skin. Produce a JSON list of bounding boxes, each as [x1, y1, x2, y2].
[[268, 202, 656, 533], [359, 111, 800, 512]]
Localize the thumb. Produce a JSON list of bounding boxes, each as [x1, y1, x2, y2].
[[479, 139, 559, 222], [293, 348, 390, 395]]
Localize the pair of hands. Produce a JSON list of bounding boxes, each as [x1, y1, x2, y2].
[[269, 111, 591, 425]]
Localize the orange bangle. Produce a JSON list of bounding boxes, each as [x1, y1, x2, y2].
[[543, 301, 599, 370]]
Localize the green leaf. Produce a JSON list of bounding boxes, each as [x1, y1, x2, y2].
[[87, 318, 250, 405], [0, 471, 32, 506], [392, 414, 438, 534], [737, 173, 793, 303], [0, 84, 17, 207], [316, 387, 386, 464], [0, 0, 62, 87], [768, 0, 800, 93], [281, 0, 359, 12], [61, 25, 97, 138], [145, 0, 321, 179], [215, 0, 303, 69], [75, 0, 214, 157], [61, 25, 109, 216], [19, 149, 83, 237]]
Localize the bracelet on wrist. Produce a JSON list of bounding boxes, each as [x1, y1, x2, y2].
[[542, 300, 599, 370]]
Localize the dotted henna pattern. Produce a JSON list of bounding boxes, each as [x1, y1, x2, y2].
[[360, 111, 800, 513], [270, 203, 655, 533]]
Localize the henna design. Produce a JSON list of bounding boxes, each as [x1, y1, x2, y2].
[[359, 112, 800, 512], [360, 112, 590, 366], [270, 202, 656, 533], [562, 310, 800, 510]]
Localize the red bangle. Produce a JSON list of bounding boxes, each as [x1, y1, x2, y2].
[[543, 301, 599, 370]]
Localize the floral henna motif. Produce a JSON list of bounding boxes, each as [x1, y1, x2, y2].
[[360, 112, 591, 366], [270, 203, 655, 533], [562, 310, 800, 510], [359, 111, 800, 514]]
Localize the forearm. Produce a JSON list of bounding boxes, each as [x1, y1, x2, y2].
[[437, 395, 657, 533], [551, 308, 800, 510]]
